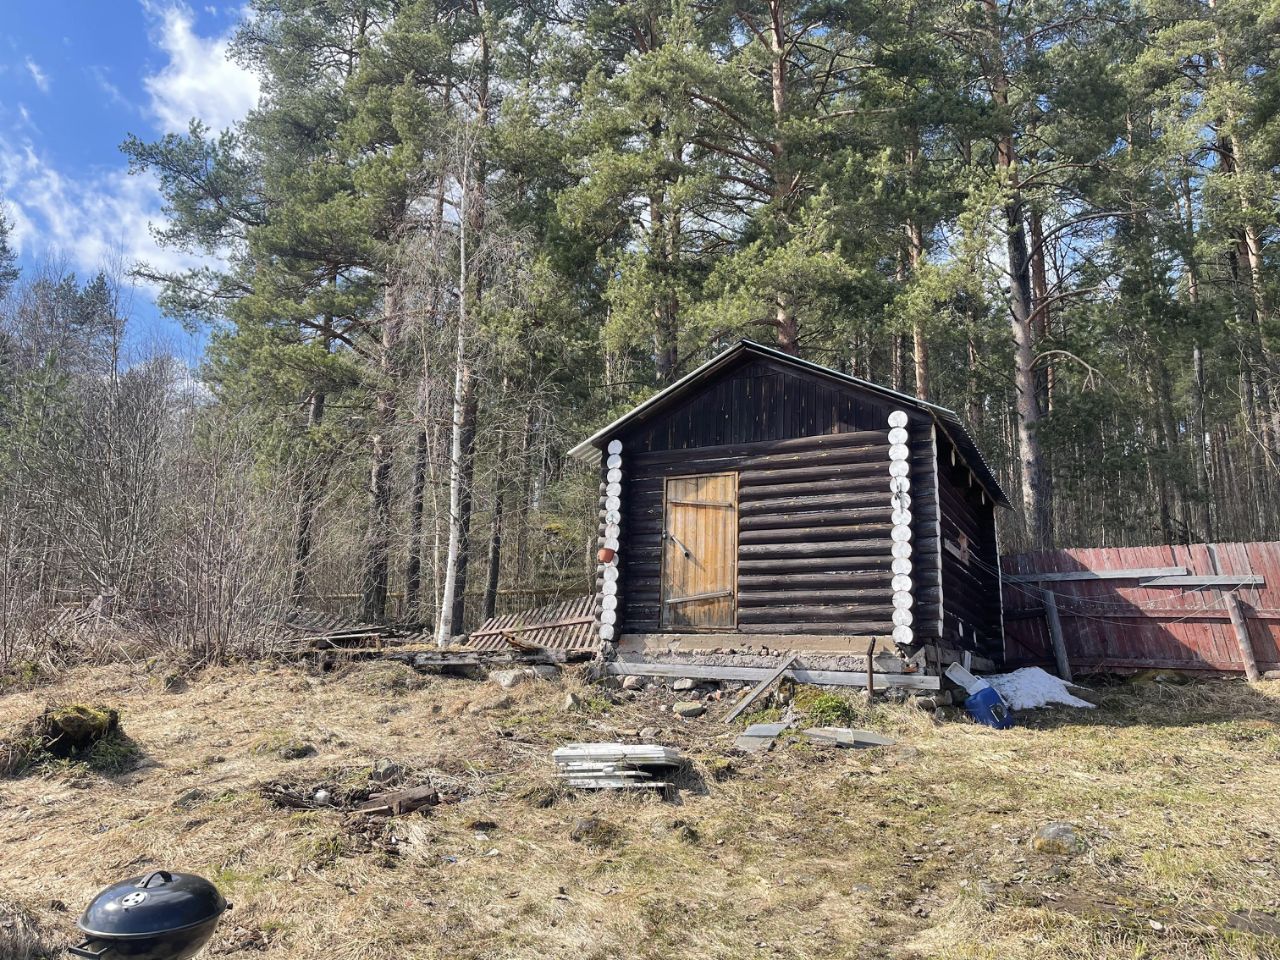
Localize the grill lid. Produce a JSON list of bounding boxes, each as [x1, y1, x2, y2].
[[77, 871, 227, 939]]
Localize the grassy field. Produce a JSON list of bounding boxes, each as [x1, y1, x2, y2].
[[1, 662, 1279, 959]]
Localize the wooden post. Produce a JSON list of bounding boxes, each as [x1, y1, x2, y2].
[[1040, 588, 1072, 683], [1225, 592, 1260, 681], [724, 654, 799, 724]]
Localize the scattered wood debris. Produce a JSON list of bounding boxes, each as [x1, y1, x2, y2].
[[466, 596, 599, 654], [259, 777, 457, 817], [734, 720, 791, 754], [553, 743, 683, 791], [801, 727, 896, 748], [355, 784, 440, 817]]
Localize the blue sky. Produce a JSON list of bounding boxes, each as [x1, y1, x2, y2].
[[0, 2, 259, 358]]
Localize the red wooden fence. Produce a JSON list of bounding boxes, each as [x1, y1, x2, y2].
[[1001, 542, 1280, 674]]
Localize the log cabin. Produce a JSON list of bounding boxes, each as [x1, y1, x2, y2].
[[569, 340, 1010, 673]]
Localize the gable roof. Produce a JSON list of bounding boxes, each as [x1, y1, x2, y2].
[[569, 339, 1011, 509]]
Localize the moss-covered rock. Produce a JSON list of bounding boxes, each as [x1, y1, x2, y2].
[[38, 705, 120, 757]]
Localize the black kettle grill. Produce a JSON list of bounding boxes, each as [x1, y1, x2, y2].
[[69, 870, 229, 960]]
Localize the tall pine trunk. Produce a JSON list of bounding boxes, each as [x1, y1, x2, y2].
[[985, 0, 1051, 547]]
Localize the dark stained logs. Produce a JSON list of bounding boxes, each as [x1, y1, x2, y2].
[[738, 604, 895, 622], [739, 493, 894, 515], [739, 461, 889, 486], [743, 620, 894, 634], [739, 523, 895, 545], [739, 587, 940, 607], [738, 560, 890, 577], [596, 351, 1003, 651], [740, 508, 890, 530], [934, 430, 1001, 652], [738, 572, 892, 588], [738, 541, 890, 559], [617, 421, 903, 635], [738, 475, 891, 500]]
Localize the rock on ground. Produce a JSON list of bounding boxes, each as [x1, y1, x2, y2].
[[674, 701, 706, 718], [1031, 822, 1082, 855], [490, 669, 530, 689]]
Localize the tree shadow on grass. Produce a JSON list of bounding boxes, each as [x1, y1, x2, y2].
[[1001, 674, 1280, 732]]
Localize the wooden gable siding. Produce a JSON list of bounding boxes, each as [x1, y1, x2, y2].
[[625, 359, 896, 452], [935, 432, 1002, 655]]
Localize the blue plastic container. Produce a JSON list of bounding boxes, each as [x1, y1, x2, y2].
[[964, 685, 1015, 729]]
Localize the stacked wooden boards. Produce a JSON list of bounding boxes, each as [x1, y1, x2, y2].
[[553, 743, 683, 790]]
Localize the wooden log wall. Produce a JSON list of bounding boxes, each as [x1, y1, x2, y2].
[[621, 430, 903, 636], [935, 433, 1002, 656]]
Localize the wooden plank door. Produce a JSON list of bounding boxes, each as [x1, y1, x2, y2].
[[661, 473, 738, 629]]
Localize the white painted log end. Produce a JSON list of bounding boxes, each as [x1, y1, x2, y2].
[[607, 439, 623, 455]]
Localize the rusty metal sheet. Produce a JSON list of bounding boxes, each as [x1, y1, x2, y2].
[[1002, 542, 1280, 674]]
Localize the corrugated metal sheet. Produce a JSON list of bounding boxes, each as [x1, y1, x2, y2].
[[464, 595, 600, 653], [1002, 542, 1280, 673]]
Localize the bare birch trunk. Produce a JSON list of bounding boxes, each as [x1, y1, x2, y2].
[[360, 286, 401, 622]]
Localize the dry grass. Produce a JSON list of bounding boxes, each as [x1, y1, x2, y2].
[[1, 663, 1279, 959]]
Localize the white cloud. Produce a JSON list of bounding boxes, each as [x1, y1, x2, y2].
[[142, 3, 259, 133], [0, 135, 210, 284], [88, 66, 133, 111], [24, 57, 49, 93]]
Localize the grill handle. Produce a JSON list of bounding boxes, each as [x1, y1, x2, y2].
[[67, 940, 111, 959], [138, 870, 173, 888]]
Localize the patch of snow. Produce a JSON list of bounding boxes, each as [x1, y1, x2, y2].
[[986, 667, 1095, 711]]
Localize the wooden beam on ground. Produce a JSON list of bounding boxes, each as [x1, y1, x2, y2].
[[1007, 566, 1186, 584], [724, 654, 798, 724], [1040, 589, 1072, 684], [1225, 593, 1261, 681], [1138, 574, 1264, 588], [602, 661, 940, 690]]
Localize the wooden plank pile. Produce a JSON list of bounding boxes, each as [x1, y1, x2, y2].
[[552, 743, 683, 790]]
